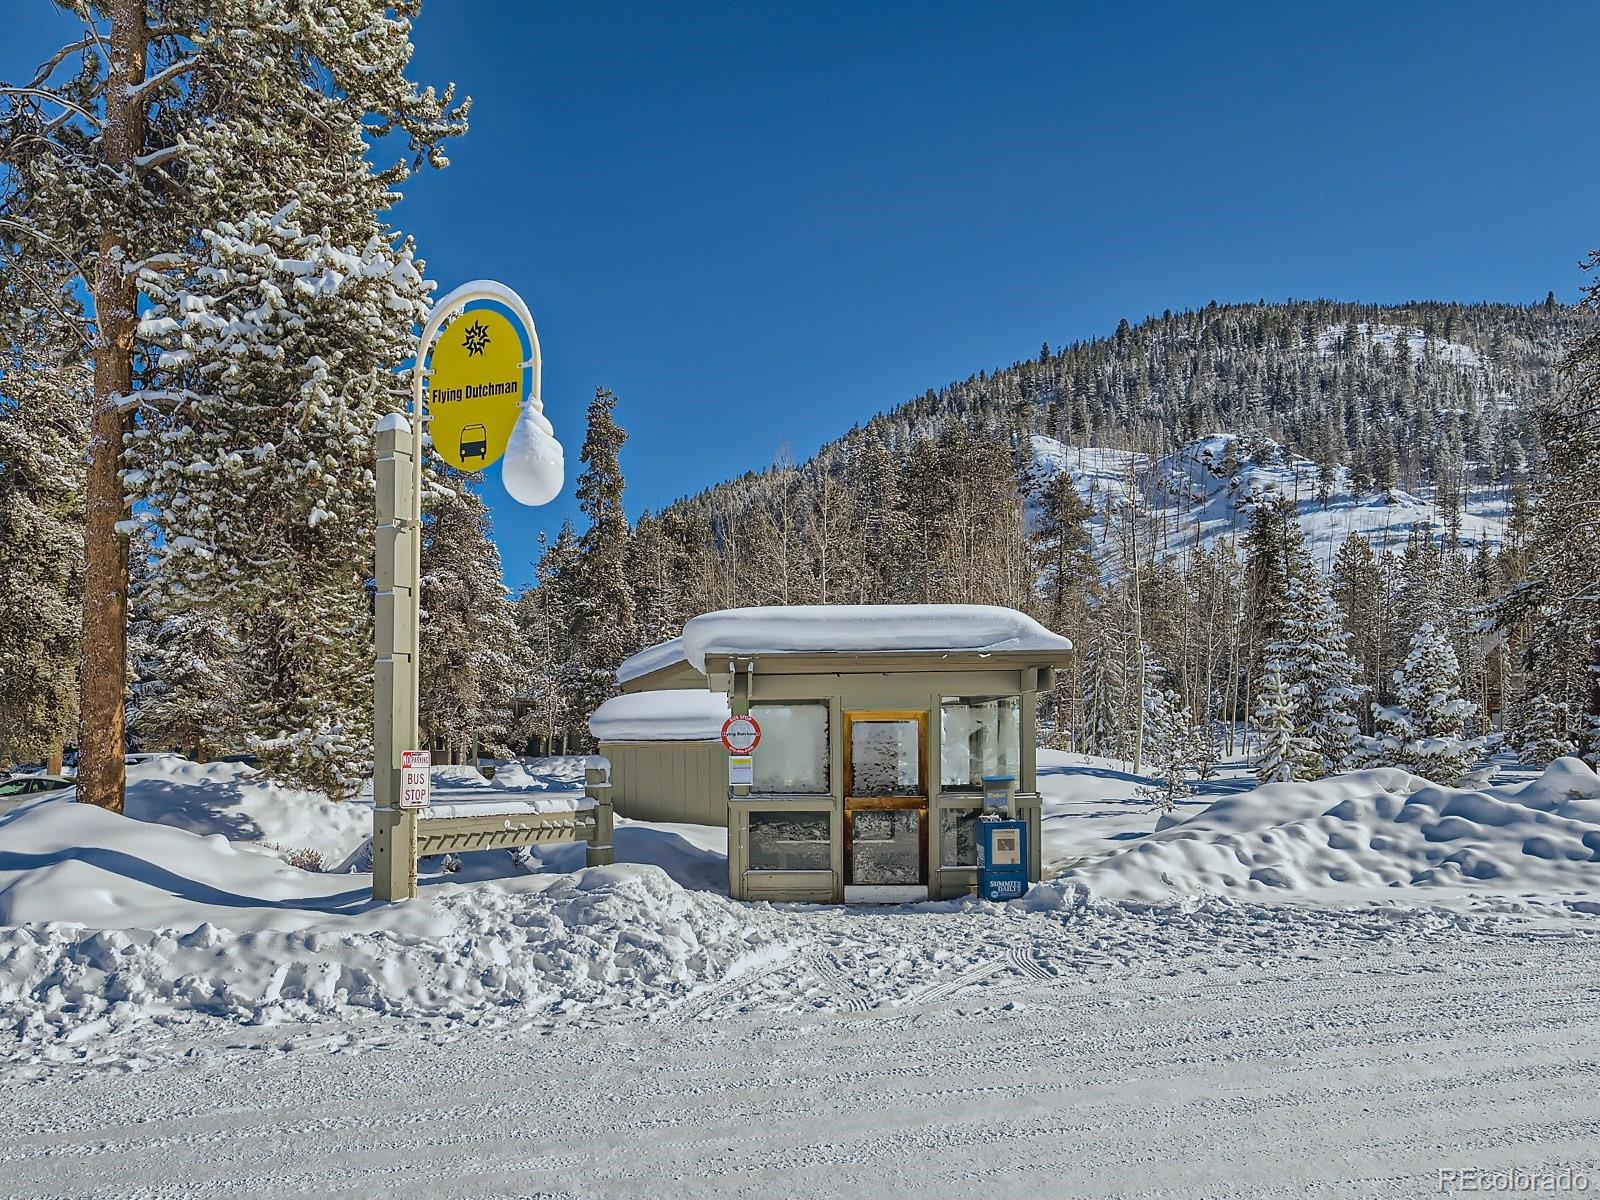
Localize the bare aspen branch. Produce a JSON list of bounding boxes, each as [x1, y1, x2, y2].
[[0, 86, 102, 127], [26, 36, 101, 89]]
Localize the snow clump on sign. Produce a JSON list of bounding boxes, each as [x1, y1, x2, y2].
[[502, 402, 564, 505]]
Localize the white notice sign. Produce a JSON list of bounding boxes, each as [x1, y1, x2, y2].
[[399, 748, 432, 810], [728, 754, 753, 787]]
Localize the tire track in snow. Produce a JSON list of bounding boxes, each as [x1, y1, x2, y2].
[[662, 947, 798, 1026], [906, 957, 1008, 1005]]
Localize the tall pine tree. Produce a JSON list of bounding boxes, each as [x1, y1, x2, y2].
[[567, 388, 636, 745]]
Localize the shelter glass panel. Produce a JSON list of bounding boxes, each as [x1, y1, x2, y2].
[[940, 806, 982, 867], [748, 810, 831, 871], [750, 703, 829, 794], [940, 696, 1021, 789], [851, 809, 921, 884], [850, 720, 920, 796]]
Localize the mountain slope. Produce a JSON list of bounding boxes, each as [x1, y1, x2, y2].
[[1032, 430, 1511, 571]]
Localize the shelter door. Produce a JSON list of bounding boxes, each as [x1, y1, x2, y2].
[[843, 711, 928, 887]]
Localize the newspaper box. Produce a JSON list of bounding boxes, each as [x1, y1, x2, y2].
[[977, 818, 1028, 901]]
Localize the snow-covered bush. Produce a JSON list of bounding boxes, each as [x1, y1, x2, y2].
[[283, 847, 325, 873]]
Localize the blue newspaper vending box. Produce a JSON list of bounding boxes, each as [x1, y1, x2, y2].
[[977, 819, 1028, 901]]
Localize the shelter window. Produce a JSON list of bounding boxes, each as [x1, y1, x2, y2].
[[940, 806, 982, 868], [940, 696, 1021, 790], [750, 702, 829, 794], [748, 810, 831, 871], [849, 718, 921, 796]]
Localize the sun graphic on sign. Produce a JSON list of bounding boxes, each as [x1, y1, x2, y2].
[[461, 320, 491, 357]]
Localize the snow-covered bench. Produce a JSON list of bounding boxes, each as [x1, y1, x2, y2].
[[372, 760, 614, 898], [415, 789, 603, 857]]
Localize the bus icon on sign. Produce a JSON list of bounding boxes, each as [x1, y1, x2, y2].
[[460, 423, 488, 462]]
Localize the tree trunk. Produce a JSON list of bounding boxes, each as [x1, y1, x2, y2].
[[77, 0, 146, 813], [47, 745, 64, 776]]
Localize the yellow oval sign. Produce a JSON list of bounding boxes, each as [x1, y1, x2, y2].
[[427, 307, 526, 471]]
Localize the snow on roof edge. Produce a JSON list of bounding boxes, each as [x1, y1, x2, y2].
[[589, 690, 729, 743], [681, 604, 1071, 674], [616, 636, 689, 684]]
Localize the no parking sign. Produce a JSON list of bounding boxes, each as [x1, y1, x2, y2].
[[720, 715, 761, 754]]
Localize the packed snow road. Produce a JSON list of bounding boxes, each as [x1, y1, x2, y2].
[[3, 903, 1597, 1200]]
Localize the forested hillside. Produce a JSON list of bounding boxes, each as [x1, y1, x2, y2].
[[523, 296, 1600, 786]]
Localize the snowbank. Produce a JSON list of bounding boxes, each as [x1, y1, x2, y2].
[[1035, 749, 1217, 870], [490, 757, 590, 790], [0, 799, 421, 934], [120, 756, 372, 866], [679, 604, 1071, 672], [589, 690, 729, 742], [1053, 758, 1600, 905], [0, 798, 782, 1051]]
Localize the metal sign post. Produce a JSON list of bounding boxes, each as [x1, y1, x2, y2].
[[399, 749, 432, 810], [372, 281, 553, 903]]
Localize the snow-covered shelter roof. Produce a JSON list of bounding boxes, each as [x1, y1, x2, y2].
[[618, 605, 1073, 688], [617, 636, 689, 685], [589, 690, 730, 743], [681, 604, 1070, 672]]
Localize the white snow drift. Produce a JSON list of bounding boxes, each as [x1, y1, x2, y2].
[[121, 755, 372, 866], [0, 797, 781, 1050], [1056, 758, 1600, 906]]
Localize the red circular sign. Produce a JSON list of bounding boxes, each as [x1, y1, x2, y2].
[[720, 714, 762, 754]]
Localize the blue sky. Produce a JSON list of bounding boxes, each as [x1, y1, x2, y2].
[[6, 2, 1598, 588]]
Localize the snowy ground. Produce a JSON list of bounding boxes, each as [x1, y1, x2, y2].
[[2, 753, 1597, 1197], [4, 900, 1597, 1198]]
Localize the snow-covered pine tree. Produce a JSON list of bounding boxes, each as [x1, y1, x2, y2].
[[0, 0, 467, 807], [1251, 504, 1363, 779], [1081, 630, 1120, 761], [1253, 660, 1313, 783], [567, 388, 637, 745], [1135, 654, 1211, 811], [129, 603, 244, 762], [1504, 692, 1578, 768], [1029, 467, 1099, 633], [1331, 533, 1386, 722], [419, 471, 533, 764], [1284, 542, 1365, 775], [1488, 248, 1600, 768], [0, 254, 89, 770], [1369, 622, 1480, 784], [845, 439, 905, 603], [516, 525, 582, 754], [1028, 465, 1098, 747], [132, 205, 436, 797], [626, 512, 681, 649]]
